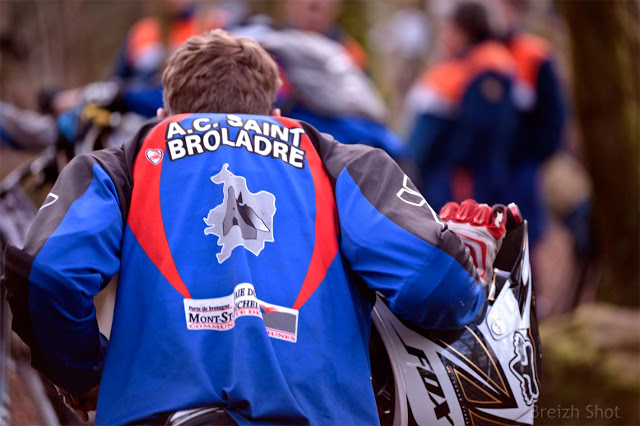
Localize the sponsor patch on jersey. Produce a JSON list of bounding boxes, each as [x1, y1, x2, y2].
[[184, 283, 299, 342], [204, 163, 276, 263]]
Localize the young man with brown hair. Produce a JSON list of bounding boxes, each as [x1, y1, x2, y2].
[[2, 30, 506, 424], [161, 30, 281, 116]]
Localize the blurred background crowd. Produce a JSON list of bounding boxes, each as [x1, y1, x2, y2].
[[0, 0, 638, 424]]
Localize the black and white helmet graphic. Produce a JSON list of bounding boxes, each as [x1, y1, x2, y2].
[[371, 220, 542, 425]]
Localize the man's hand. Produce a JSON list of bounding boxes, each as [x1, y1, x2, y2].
[[56, 384, 100, 422], [439, 200, 509, 284]]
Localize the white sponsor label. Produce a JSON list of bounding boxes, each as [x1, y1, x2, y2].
[[183, 283, 298, 342]]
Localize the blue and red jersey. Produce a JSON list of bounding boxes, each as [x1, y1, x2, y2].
[[2, 114, 483, 424]]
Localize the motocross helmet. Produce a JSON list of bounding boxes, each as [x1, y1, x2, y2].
[[370, 218, 542, 425]]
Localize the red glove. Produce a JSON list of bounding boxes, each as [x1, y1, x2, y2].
[[440, 200, 509, 283]]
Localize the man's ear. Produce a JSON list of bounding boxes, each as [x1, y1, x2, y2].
[[270, 108, 281, 117], [157, 108, 168, 119]]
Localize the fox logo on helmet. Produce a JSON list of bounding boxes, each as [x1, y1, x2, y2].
[[509, 331, 540, 406]]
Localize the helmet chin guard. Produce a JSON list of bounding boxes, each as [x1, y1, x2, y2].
[[371, 221, 542, 425]]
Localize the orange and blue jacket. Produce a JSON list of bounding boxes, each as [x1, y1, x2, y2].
[[112, 8, 222, 117], [405, 40, 518, 211], [114, 8, 223, 81]]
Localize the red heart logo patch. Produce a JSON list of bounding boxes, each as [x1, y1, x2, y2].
[[146, 149, 163, 165]]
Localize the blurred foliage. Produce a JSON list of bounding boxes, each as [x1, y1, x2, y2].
[[558, 0, 640, 307], [0, 0, 144, 106], [539, 304, 640, 425]]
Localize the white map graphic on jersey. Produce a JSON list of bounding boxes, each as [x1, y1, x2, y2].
[[204, 163, 276, 263]]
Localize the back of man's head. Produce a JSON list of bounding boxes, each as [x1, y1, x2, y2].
[[162, 30, 280, 116]]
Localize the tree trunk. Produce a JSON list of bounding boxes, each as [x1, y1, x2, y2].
[[558, 0, 639, 306]]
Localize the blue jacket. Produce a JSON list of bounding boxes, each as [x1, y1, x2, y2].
[[2, 114, 483, 424]]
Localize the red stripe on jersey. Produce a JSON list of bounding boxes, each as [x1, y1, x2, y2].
[[276, 117, 339, 310], [128, 114, 192, 299]]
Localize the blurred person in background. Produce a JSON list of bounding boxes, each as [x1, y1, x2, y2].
[[109, 0, 249, 116], [105, 0, 223, 117], [282, 0, 368, 70], [497, 0, 567, 247], [405, 1, 518, 211], [41, 0, 244, 122], [233, 3, 404, 158], [18, 0, 245, 159], [113, 0, 223, 82], [265, 29, 405, 157]]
